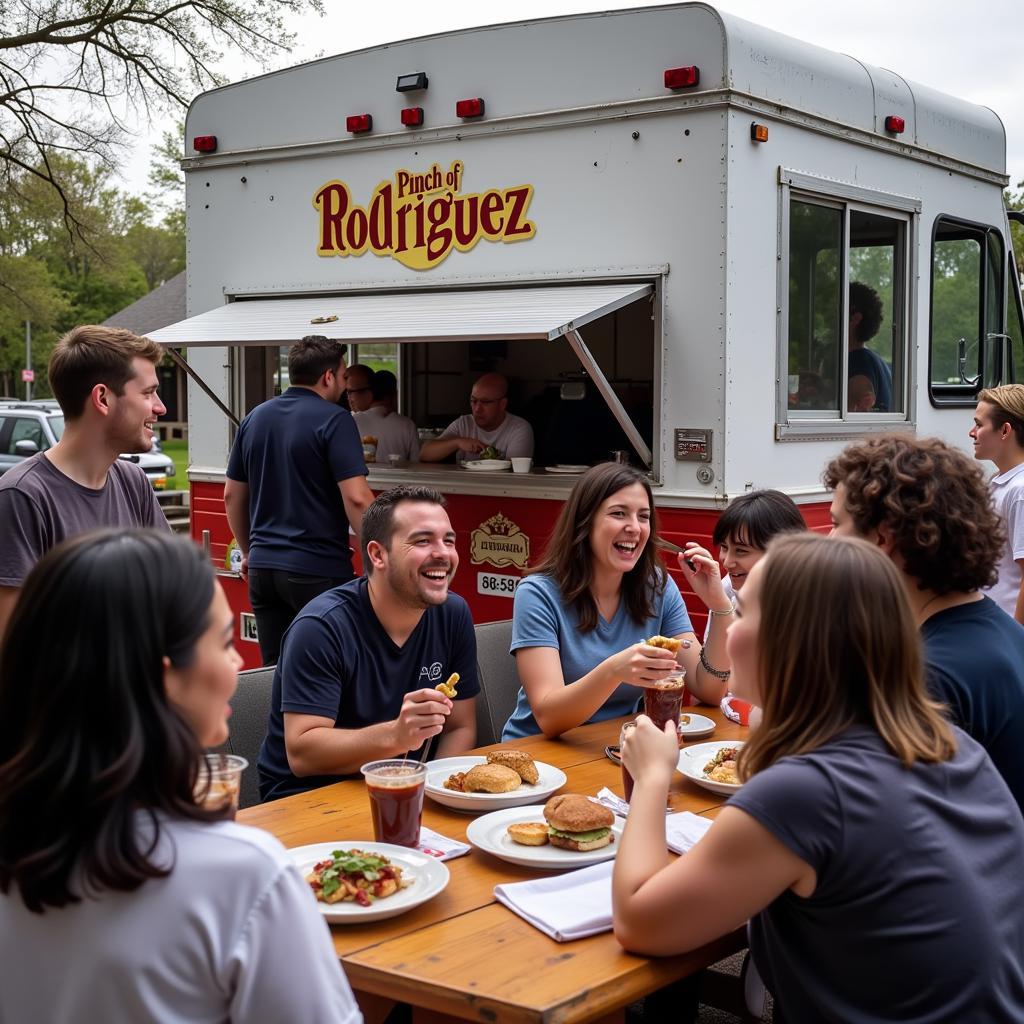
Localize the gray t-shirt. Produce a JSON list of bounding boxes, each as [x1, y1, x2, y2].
[[730, 725, 1024, 1022], [0, 453, 168, 586], [439, 413, 534, 461]]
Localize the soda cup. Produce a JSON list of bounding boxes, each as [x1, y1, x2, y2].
[[620, 720, 637, 802], [361, 760, 427, 847], [643, 670, 687, 731]]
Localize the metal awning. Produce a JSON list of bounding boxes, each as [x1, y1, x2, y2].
[[146, 283, 652, 346]]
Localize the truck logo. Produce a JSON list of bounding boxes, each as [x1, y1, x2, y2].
[[313, 160, 535, 271], [470, 512, 530, 570]]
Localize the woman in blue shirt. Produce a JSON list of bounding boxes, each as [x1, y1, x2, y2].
[[502, 463, 733, 739]]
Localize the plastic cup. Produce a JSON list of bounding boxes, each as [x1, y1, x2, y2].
[[388, 453, 402, 467], [620, 720, 637, 802], [198, 753, 248, 818], [511, 457, 533, 473], [643, 670, 687, 731], [361, 760, 427, 848]]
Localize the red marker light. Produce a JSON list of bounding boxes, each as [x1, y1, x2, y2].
[[400, 107, 424, 127], [664, 66, 700, 90], [456, 98, 485, 119], [192, 135, 217, 153], [346, 114, 372, 134], [884, 115, 905, 134]]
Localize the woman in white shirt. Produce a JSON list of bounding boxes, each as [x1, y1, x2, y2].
[[0, 529, 361, 1024]]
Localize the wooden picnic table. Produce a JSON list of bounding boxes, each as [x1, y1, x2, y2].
[[239, 709, 748, 1024]]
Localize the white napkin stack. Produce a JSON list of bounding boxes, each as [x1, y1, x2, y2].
[[494, 861, 614, 942], [665, 811, 714, 854]]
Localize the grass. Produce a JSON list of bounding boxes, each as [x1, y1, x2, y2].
[[161, 438, 189, 486]]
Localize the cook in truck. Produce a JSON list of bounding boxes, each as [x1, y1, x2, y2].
[[419, 372, 534, 463]]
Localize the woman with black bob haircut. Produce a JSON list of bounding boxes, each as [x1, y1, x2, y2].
[[0, 529, 360, 1023], [502, 463, 731, 739]]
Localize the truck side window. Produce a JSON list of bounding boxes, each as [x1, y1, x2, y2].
[[929, 218, 1005, 404], [785, 196, 907, 417], [1007, 257, 1024, 383]]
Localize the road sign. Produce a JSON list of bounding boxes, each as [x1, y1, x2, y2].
[[21, 369, 34, 383]]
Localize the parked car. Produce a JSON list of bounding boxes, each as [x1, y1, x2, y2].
[[0, 400, 176, 489]]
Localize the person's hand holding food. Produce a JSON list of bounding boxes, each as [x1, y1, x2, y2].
[[394, 688, 452, 750], [604, 641, 678, 686], [456, 437, 487, 454], [620, 713, 678, 787]]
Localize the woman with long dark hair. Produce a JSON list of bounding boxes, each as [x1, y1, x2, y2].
[[502, 463, 731, 739], [614, 533, 1024, 1021], [0, 530, 360, 1023]]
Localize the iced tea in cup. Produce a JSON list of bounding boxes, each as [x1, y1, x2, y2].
[[643, 669, 687, 731], [620, 720, 638, 802], [361, 760, 428, 848], [198, 754, 248, 819]]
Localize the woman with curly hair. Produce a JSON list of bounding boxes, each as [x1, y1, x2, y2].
[[824, 432, 1024, 810], [502, 463, 731, 739], [614, 533, 1024, 1022], [0, 530, 360, 1023]]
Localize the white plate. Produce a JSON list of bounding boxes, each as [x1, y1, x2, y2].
[[676, 740, 745, 795], [462, 459, 512, 471], [543, 464, 589, 474], [466, 805, 623, 869], [289, 841, 450, 923], [425, 756, 567, 812], [677, 713, 716, 740]]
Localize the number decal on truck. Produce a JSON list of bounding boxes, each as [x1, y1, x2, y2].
[[477, 572, 521, 597]]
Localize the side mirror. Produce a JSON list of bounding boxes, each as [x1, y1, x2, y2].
[[14, 439, 39, 456]]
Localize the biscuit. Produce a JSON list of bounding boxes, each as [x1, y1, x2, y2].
[[486, 749, 539, 785], [463, 763, 521, 793], [646, 634, 682, 653], [507, 822, 549, 846]]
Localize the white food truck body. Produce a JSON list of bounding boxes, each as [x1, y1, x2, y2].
[[152, 3, 1022, 664]]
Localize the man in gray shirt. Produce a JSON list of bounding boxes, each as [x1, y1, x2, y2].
[[0, 325, 169, 638]]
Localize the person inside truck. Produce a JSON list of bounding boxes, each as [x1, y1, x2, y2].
[[351, 370, 420, 463], [419, 371, 534, 463], [501, 463, 730, 740], [847, 281, 892, 412], [256, 486, 479, 801], [342, 363, 376, 413], [0, 325, 170, 642], [614, 532, 1024, 1022]]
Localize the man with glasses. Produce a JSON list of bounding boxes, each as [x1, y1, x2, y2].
[[419, 372, 533, 463], [224, 336, 375, 665], [342, 363, 375, 413]]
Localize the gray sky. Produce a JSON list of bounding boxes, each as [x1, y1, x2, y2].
[[123, 0, 1023, 198]]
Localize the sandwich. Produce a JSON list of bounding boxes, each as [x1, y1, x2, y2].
[[646, 635, 682, 653], [543, 794, 615, 851]]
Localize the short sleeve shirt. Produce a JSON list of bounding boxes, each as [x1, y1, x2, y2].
[[438, 413, 534, 461], [730, 726, 1024, 1022], [226, 388, 366, 577], [257, 577, 480, 800], [352, 406, 420, 462], [983, 462, 1024, 616], [0, 454, 168, 587], [847, 346, 893, 411], [501, 572, 692, 739]]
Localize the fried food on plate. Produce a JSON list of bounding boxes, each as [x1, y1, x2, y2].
[[443, 772, 466, 792], [463, 763, 521, 793], [646, 635, 682, 653], [435, 672, 460, 699], [305, 848, 408, 907], [703, 747, 740, 785], [486, 749, 539, 785], [543, 794, 615, 851], [507, 822, 549, 846]]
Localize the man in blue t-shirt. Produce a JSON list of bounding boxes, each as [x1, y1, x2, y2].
[[257, 485, 479, 801], [825, 434, 1024, 810], [847, 281, 893, 412], [224, 336, 375, 665]]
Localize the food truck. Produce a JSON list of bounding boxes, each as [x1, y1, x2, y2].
[[149, 3, 1024, 667]]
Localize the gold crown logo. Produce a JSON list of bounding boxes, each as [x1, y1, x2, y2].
[[485, 512, 515, 536]]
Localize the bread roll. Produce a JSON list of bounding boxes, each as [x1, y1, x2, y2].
[[463, 763, 521, 793]]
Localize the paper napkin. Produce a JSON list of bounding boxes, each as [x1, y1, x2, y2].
[[416, 827, 471, 861], [665, 811, 714, 854], [593, 788, 672, 817], [494, 861, 614, 942]]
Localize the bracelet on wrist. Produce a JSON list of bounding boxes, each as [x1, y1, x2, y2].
[[699, 645, 731, 681], [707, 598, 737, 617]]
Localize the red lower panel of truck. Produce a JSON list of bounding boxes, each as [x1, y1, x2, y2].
[[192, 480, 832, 670]]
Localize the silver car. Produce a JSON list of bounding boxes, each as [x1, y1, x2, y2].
[[0, 400, 176, 489]]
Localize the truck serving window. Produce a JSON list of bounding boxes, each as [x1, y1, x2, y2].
[[783, 193, 909, 426], [929, 218, 1006, 405]]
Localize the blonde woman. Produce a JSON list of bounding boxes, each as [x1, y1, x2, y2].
[[614, 533, 1024, 1022]]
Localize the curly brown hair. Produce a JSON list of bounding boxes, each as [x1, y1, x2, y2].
[[822, 434, 1004, 594]]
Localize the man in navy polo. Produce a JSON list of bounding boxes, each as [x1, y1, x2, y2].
[[257, 486, 479, 801], [224, 335, 375, 664]]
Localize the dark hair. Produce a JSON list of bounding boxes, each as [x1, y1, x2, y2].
[[531, 463, 662, 632], [979, 386, 1024, 448], [49, 325, 163, 419], [712, 489, 807, 549], [849, 281, 883, 342], [0, 530, 223, 913], [740, 533, 955, 780], [823, 434, 1004, 594], [288, 335, 347, 386], [372, 369, 398, 401], [361, 485, 448, 574], [344, 363, 374, 389]]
